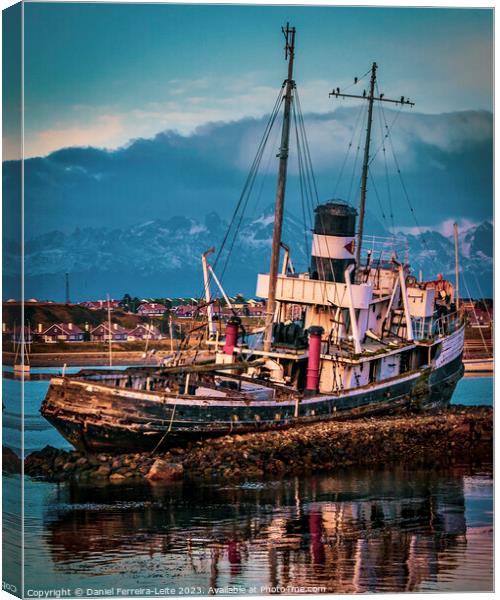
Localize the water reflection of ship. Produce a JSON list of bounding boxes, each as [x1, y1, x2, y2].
[[43, 469, 474, 593]]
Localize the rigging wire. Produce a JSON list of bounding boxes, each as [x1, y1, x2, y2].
[[294, 91, 316, 216], [192, 82, 286, 339], [335, 66, 372, 94], [292, 98, 312, 261], [219, 109, 284, 282], [369, 88, 403, 165], [295, 89, 321, 206], [368, 170, 387, 227], [375, 98, 395, 230], [332, 101, 366, 198], [250, 110, 283, 219], [213, 84, 285, 281], [295, 88, 339, 291], [346, 108, 365, 205], [378, 101, 440, 272]]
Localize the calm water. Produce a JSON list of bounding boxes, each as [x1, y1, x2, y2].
[[2, 373, 493, 595]]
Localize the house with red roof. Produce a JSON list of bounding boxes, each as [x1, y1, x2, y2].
[[90, 323, 128, 342], [80, 299, 121, 311], [172, 304, 199, 318], [127, 323, 162, 341], [137, 302, 167, 317], [41, 323, 84, 343]]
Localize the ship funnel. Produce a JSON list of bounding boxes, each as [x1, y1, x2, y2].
[[310, 201, 357, 283]]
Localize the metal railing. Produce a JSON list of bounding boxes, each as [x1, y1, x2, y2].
[[360, 235, 409, 266], [411, 311, 462, 341]]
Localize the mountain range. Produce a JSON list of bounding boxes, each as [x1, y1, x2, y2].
[[3, 209, 492, 301]]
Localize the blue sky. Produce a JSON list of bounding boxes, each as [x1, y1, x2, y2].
[[2, 2, 493, 299], [9, 3, 492, 158]]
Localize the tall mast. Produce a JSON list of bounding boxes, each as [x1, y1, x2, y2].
[[263, 23, 296, 353], [330, 65, 414, 268], [453, 222, 460, 312], [357, 62, 377, 267]]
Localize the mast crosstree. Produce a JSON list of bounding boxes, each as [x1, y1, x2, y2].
[[329, 63, 414, 266]]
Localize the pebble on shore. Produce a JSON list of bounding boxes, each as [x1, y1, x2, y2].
[[23, 406, 492, 484]]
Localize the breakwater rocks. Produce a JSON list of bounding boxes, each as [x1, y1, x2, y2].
[[25, 406, 492, 484]]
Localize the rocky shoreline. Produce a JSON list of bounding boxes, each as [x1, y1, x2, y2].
[[23, 406, 492, 484]]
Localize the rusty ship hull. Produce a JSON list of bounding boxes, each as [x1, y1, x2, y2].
[[41, 335, 464, 453]]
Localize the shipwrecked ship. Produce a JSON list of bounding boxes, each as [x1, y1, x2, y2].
[[41, 25, 464, 452]]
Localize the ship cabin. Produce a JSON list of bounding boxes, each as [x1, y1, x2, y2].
[[215, 201, 461, 396]]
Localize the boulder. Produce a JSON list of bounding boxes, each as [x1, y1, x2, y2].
[[94, 464, 111, 478], [146, 459, 184, 482]]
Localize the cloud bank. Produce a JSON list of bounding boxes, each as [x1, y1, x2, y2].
[[3, 108, 492, 241]]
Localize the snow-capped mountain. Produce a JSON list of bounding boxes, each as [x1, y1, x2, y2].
[[402, 221, 492, 296], [4, 211, 492, 301]]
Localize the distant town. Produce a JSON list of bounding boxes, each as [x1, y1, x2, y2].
[[2, 294, 492, 349], [2, 294, 268, 345]]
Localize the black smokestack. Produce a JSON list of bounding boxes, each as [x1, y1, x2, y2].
[[310, 201, 357, 283]]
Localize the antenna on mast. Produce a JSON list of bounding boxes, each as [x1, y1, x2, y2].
[[329, 63, 415, 267], [263, 23, 296, 353], [282, 21, 294, 60]]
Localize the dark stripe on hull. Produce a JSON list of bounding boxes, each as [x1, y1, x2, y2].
[[42, 354, 464, 453]]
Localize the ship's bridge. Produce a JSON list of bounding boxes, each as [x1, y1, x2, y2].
[[256, 272, 374, 309]]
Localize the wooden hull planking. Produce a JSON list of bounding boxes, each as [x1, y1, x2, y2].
[[41, 353, 464, 453]]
